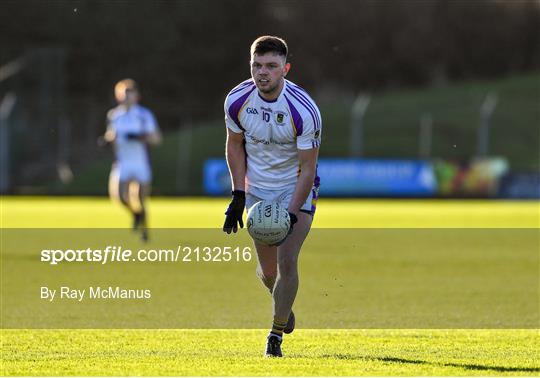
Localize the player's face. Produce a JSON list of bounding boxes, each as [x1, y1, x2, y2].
[[115, 87, 139, 106], [251, 53, 290, 97]]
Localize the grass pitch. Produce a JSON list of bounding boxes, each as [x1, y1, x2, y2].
[[2, 196, 538, 228], [3, 329, 539, 376], [1, 197, 539, 376]]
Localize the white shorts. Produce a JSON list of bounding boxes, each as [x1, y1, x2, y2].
[[112, 162, 152, 184], [246, 184, 319, 216]]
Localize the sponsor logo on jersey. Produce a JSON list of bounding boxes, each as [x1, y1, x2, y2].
[[314, 130, 320, 139], [246, 107, 259, 115], [247, 134, 289, 146]]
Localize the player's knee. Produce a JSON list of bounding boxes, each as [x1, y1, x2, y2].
[[118, 191, 129, 206]]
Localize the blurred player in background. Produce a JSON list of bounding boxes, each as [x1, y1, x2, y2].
[[102, 79, 162, 241], [222, 36, 321, 357]]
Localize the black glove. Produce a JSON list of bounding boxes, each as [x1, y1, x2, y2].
[[223, 190, 245, 234], [288, 212, 298, 233], [126, 132, 145, 141], [271, 212, 298, 246]]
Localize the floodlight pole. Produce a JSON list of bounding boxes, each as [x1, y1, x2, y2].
[[0, 93, 17, 193], [477, 92, 498, 157], [57, 116, 73, 184], [349, 94, 370, 157], [176, 119, 192, 194], [0, 53, 27, 193]]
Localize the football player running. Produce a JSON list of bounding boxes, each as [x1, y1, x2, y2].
[[222, 36, 321, 357], [102, 79, 162, 241]]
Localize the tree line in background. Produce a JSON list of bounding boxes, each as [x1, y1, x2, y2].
[[1, 0, 539, 127]]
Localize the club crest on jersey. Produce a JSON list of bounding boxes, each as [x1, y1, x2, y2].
[[275, 111, 287, 125]]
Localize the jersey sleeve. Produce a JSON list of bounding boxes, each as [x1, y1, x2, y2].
[[224, 95, 244, 134], [296, 108, 322, 150]]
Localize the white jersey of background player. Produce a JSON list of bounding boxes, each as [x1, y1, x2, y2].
[[103, 79, 161, 241], [107, 101, 159, 183]]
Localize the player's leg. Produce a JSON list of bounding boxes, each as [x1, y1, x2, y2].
[[263, 213, 311, 357], [138, 183, 150, 237], [247, 189, 278, 291], [125, 163, 152, 239], [112, 178, 134, 231], [110, 163, 137, 216], [109, 164, 129, 208], [128, 181, 150, 240], [119, 181, 131, 210], [108, 164, 120, 202], [254, 241, 277, 292], [254, 239, 295, 327], [252, 227, 283, 357], [254, 239, 295, 336], [248, 186, 309, 356], [109, 163, 148, 235], [272, 212, 312, 331], [114, 180, 132, 213], [265, 185, 317, 354]]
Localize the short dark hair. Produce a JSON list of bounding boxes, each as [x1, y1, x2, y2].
[[250, 36, 288, 58]]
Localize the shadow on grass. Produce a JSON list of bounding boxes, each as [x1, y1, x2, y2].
[[320, 354, 540, 373]]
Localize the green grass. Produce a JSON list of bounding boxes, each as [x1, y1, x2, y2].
[[1, 196, 539, 228], [1, 197, 539, 375], [2, 330, 539, 376], [55, 73, 540, 195]]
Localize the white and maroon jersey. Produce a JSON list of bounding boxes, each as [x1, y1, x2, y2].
[[106, 104, 159, 166], [224, 78, 322, 190]]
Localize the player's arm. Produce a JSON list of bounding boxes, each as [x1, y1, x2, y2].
[[98, 112, 116, 146], [142, 130, 162, 146], [288, 102, 322, 223], [103, 127, 116, 143], [223, 128, 246, 233], [287, 147, 319, 216], [226, 128, 246, 191], [125, 110, 162, 145]]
